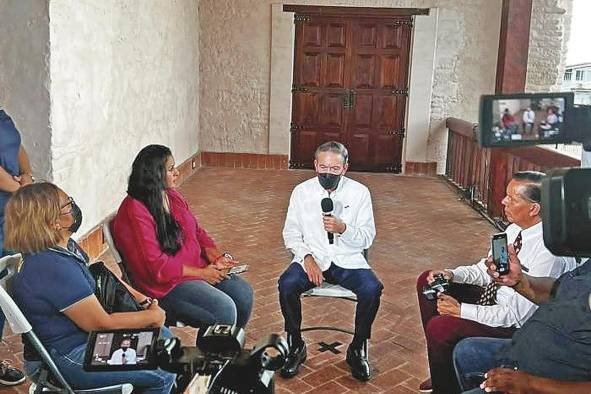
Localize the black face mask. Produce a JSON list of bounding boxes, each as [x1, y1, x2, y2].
[[317, 173, 341, 191], [121, 346, 129, 351], [68, 200, 83, 233]]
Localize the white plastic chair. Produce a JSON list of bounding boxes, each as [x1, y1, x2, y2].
[[300, 250, 367, 335], [0, 254, 133, 394]]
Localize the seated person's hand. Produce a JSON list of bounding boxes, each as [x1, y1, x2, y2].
[[213, 254, 238, 270], [480, 368, 530, 393], [436, 294, 460, 317], [303, 255, 323, 286], [147, 299, 166, 327], [486, 245, 523, 287], [322, 215, 346, 234], [427, 269, 453, 283], [200, 265, 227, 285]]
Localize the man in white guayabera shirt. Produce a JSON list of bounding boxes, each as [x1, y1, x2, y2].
[[278, 141, 382, 382], [522, 106, 535, 134], [415, 171, 577, 394]]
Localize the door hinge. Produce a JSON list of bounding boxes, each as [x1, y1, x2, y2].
[[291, 85, 309, 93], [391, 19, 413, 27], [391, 89, 408, 96], [294, 14, 311, 23], [387, 128, 406, 137]]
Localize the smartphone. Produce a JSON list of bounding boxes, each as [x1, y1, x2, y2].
[[229, 264, 248, 275], [491, 233, 510, 275]]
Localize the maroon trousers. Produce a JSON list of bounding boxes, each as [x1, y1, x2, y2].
[[416, 271, 515, 394]]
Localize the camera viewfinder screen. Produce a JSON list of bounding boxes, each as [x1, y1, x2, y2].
[[490, 97, 565, 144], [89, 330, 155, 368], [479, 93, 572, 146]]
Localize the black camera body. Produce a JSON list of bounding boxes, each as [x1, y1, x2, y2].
[[84, 324, 288, 393], [422, 273, 450, 300], [478, 92, 591, 149], [156, 325, 287, 393]]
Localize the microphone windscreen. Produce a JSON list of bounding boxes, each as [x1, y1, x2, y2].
[[321, 197, 334, 213]]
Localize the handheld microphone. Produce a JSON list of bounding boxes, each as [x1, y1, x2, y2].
[[321, 197, 334, 244]]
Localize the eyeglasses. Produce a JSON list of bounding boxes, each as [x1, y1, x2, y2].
[[60, 197, 74, 215]]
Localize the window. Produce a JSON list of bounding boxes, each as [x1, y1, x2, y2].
[[576, 70, 585, 81], [564, 69, 572, 80]]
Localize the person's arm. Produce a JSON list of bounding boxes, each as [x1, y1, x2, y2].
[[338, 187, 375, 250], [63, 295, 165, 331], [481, 368, 591, 394], [450, 258, 492, 286], [17, 146, 34, 185], [0, 166, 20, 192], [487, 245, 557, 305], [282, 187, 313, 265]]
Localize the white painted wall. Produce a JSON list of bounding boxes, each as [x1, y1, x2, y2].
[[49, 0, 201, 236], [0, 0, 52, 181]]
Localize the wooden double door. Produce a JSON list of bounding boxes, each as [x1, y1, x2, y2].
[[289, 10, 414, 172]]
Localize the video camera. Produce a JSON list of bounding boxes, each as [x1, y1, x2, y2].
[[84, 324, 288, 393], [477, 92, 591, 258], [422, 273, 450, 300]]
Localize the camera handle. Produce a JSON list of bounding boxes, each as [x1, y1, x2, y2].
[[569, 105, 591, 151], [248, 334, 288, 372]]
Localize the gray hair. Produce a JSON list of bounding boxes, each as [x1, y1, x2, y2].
[[314, 141, 349, 164], [512, 170, 545, 203]]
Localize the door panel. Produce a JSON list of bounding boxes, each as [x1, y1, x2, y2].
[[290, 13, 412, 172]]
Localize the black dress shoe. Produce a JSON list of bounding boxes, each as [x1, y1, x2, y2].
[[346, 341, 372, 381], [280, 339, 307, 378]]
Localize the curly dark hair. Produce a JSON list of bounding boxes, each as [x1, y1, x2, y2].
[[127, 144, 181, 255]]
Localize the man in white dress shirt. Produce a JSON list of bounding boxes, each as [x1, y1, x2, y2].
[[416, 171, 577, 394], [278, 141, 382, 382], [521, 107, 535, 135], [107, 338, 137, 365]]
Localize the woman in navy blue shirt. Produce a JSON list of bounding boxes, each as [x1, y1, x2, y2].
[[0, 108, 33, 386], [4, 183, 175, 393]]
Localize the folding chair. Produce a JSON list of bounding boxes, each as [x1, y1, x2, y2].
[[300, 249, 368, 335], [0, 254, 132, 394], [102, 220, 186, 328]]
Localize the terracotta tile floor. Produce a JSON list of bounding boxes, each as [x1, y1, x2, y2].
[[0, 168, 495, 393]]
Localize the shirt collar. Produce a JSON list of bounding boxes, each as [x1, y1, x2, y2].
[[520, 221, 543, 241]]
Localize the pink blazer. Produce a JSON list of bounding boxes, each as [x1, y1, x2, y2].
[[111, 188, 215, 298]]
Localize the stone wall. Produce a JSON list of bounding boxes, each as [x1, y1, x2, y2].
[[49, 0, 200, 236], [526, 0, 572, 92], [0, 0, 52, 181]]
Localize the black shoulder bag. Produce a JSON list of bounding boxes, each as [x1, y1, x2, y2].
[[88, 261, 143, 313]]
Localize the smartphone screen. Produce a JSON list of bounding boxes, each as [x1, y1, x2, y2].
[[491, 233, 509, 275]]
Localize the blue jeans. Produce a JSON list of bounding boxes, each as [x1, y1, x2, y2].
[[25, 327, 176, 394], [453, 337, 510, 393], [160, 274, 253, 328], [278, 262, 383, 342]]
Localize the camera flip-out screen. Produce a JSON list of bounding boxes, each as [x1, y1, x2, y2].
[[84, 328, 160, 371], [479, 92, 574, 147]]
